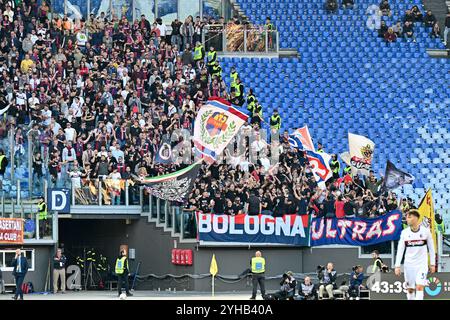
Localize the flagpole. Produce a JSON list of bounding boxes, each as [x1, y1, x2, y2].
[[212, 275, 215, 297]]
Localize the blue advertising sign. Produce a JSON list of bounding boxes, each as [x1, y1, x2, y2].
[[196, 213, 311, 246], [310, 210, 402, 246], [47, 188, 71, 213]]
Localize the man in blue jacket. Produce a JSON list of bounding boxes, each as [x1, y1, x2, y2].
[[11, 249, 29, 300], [349, 265, 365, 300]]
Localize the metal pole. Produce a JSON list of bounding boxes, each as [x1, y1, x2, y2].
[[36, 208, 40, 240], [265, 27, 268, 53], [71, 181, 75, 206], [17, 180, 20, 206], [64, 0, 67, 15], [87, 0, 91, 18], [125, 180, 129, 206], [244, 27, 247, 53], [1, 195, 3, 217], [132, 0, 135, 22], [9, 127, 14, 182], [28, 134, 32, 197], [155, 0, 158, 19], [109, 0, 113, 19], [99, 180, 102, 206]]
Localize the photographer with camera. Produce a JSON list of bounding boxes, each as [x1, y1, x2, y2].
[[317, 262, 337, 299], [297, 276, 317, 300], [272, 271, 296, 300], [371, 250, 389, 273], [349, 265, 365, 300]]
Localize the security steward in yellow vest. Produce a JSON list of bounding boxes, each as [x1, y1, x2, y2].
[[0, 149, 8, 178], [250, 251, 266, 299], [317, 142, 324, 153], [206, 46, 217, 74], [115, 249, 133, 297], [330, 154, 340, 180], [269, 109, 281, 131], [193, 42, 205, 69], [211, 61, 222, 80], [343, 165, 352, 176], [231, 78, 244, 106], [37, 197, 48, 238], [247, 90, 257, 114], [230, 67, 239, 87], [435, 214, 445, 234]]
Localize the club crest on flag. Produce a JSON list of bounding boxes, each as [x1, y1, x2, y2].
[[206, 112, 229, 137]]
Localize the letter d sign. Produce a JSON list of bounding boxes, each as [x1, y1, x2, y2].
[[48, 188, 70, 213]]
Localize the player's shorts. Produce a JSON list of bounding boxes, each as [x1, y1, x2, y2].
[[404, 265, 428, 288]]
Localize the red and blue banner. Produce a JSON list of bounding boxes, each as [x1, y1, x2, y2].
[[196, 213, 310, 246], [310, 210, 402, 246]]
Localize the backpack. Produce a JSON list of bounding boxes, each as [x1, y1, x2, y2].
[[21, 282, 33, 294]]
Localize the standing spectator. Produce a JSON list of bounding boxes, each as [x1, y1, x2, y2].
[[171, 18, 183, 49], [193, 16, 203, 45], [181, 18, 194, 50], [444, 12, 450, 46], [11, 249, 29, 300], [0, 149, 8, 181], [53, 248, 67, 294], [335, 195, 345, 218], [318, 263, 337, 300], [246, 190, 261, 215], [423, 10, 437, 28]]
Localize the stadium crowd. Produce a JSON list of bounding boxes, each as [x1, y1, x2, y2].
[[0, 0, 416, 220]]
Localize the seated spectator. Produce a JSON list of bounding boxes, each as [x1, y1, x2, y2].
[[411, 5, 423, 23], [318, 263, 337, 300], [349, 265, 365, 300], [379, 0, 391, 16], [273, 271, 296, 300], [403, 10, 415, 24], [392, 21, 403, 37], [297, 276, 317, 300], [403, 21, 416, 42], [378, 21, 388, 38], [423, 10, 437, 28], [326, 0, 338, 13], [430, 22, 441, 38], [342, 0, 354, 9], [384, 27, 397, 43]]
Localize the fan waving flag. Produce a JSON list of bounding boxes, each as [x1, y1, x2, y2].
[[194, 97, 248, 163], [141, 161, 201, 203], [306, 150, 333, 189], [348, 132, 375, 175], [154, 141, 173, 164], [288, 125, 315, 151], [383, 160, 415, 190]]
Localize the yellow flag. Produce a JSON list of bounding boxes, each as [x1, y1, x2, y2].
[[210, 254, 218, 276], [418, 189, 437, 251]]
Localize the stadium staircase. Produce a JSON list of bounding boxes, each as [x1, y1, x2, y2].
[[220, 0, 450, 211]]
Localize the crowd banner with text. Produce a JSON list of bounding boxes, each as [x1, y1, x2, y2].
[[0, 218, 24, 244], [310, 210, 402, 246], [196, 213, 310, 246]]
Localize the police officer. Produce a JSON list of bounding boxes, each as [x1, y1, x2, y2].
[[115, 249, 133, 297], [250, 251, 266, 300], [37, 197, 48, 238], [246, 89, 256, 113], [206, 46, 217, 74], [232, 78, 244, 106], [330, 154, 340, 180], [269, 109, 281, 131], [193, 41, 205, 70]]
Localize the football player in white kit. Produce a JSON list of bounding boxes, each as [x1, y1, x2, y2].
[[395, 210, 436, 300]]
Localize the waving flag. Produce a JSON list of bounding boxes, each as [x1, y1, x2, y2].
[[418, 189, 437, 253], [141, 162, 201, 203], [306, 150, 333, 189], [194, 97, 248, 163], [383, 160, 415, 190], [288, 125, 315, 151], [348, 132, 375, 175], [154, 141, 173, 164]]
